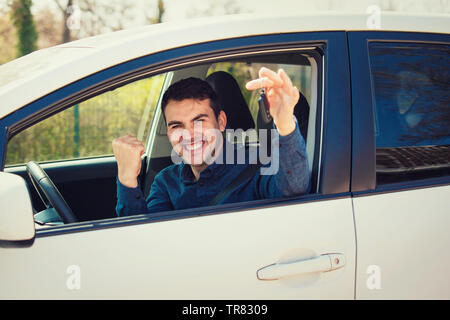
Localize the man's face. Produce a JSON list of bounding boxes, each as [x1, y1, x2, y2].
[[165, 98, 226, 167]]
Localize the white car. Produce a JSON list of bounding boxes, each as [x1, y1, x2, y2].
[[0, 12, 449, 300]]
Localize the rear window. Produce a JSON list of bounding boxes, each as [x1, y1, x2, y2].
[[369, 42, 450, 185]]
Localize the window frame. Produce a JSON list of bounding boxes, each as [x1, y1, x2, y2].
[[0, 31, 351, 237], [348, 30, 450, 195]]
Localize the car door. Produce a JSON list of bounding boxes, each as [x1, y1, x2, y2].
[[0, 31, 355, 299], [349, 31, 450, 299]]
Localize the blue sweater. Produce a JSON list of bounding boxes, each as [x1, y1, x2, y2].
[[116, 120, 310, 216]]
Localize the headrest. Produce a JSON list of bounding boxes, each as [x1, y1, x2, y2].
[[256, 90, 310, 140], [294, 92, 310, 140], [206, 71, 255, 131]]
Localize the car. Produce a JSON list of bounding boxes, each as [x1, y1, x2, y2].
[[0, 12, 449, 300]]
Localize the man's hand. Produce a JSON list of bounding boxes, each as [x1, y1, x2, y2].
[[112, 134, 145, 188], [246, 67, 299, 136]]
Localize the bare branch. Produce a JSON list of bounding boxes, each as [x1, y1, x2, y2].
[[53, 0, 65, 13]]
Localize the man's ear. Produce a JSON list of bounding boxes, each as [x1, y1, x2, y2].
[[218, 110, 227, 132]]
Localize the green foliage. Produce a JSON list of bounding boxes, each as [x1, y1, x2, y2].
[[0, 13, 17, 64], [10, 0, 37, 57], [6, 75, 165, 166]]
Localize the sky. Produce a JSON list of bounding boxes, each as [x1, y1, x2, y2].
[[0, 0, 442, 38], [30, 0, 450, 25]]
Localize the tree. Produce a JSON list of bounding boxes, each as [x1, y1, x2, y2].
[[10, 0, 37, 57], [186, 0, 246, 18], [0, 9, 17, 64], [146, 0, 165, 24], [54, 0, 138, 42], [156, 0, 165, 23], [34, 5, 61, 49], [54, 0, 72, 43]]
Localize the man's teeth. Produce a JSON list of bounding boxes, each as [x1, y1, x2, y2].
[[184, 141, 203, 151]]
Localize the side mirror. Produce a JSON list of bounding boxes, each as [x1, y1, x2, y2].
[[0, 172, 35, 247]]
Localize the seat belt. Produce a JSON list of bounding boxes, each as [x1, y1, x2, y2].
[[208, 162, 262, 206], [209, 92, 276, 207]]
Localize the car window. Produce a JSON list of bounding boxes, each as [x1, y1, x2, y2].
[[368, 42, 450, 185], [5, 74, 165, 166], [144, 52, 319, 197], [152, 55, 314, 154], [206, 61, 312, 125], [5, 49, 321, 227]]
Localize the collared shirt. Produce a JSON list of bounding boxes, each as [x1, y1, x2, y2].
[[116, 120, 310, 216]]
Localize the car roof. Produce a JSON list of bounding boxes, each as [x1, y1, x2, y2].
[[0, 12, 449, 119]]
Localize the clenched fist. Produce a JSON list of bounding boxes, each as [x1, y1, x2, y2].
[[112, 134, 145, 188]]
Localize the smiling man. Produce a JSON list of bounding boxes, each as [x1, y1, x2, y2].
[[113, 67, 310, 216], [163, 79, 227, 179]]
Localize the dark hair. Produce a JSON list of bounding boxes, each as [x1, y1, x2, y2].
[[161, 77, 222, 119]]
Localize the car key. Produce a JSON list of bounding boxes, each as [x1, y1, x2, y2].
[[258, 89, 273, 124]]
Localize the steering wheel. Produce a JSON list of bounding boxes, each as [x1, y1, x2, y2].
[[26, 161, 78, 224]]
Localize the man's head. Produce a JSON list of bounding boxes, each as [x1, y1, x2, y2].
[[161, 77, 223, 120], [162, 77, 227, 170]]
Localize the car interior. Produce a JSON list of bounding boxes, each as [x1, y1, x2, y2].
[[5, 51, 321, 226]]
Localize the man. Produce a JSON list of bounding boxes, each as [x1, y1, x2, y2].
[[113, 67, 310, 216]]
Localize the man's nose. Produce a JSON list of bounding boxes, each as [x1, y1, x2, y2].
[[176, 123, 202, 143], [190, 121, 204, 140]]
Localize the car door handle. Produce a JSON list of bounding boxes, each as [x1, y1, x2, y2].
[[257, 253, 345, 280]]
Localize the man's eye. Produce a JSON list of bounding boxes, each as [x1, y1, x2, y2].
[[172, 125, 181, 129]]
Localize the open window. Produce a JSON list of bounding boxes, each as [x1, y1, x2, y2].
[[143, 51, 321, 198], [4, 47, 322, 225], [6, 75, 166, 166]]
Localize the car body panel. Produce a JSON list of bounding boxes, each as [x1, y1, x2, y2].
[[353, 185, 450, 299], [349, 31, 450, 299], [0, 198, 355, 299]]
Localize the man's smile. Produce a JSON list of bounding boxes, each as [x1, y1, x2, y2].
[[183, 140, 205, 151], [182, 139, 206, 152]]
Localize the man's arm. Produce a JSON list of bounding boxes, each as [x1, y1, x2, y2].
[[115, 174, 173, 217], [255, 119, 310, 199], [246, 67, 310, 198], [112, 134, 145, 216], [113, 134, 172, 216], [116, 179, 147, 216]]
